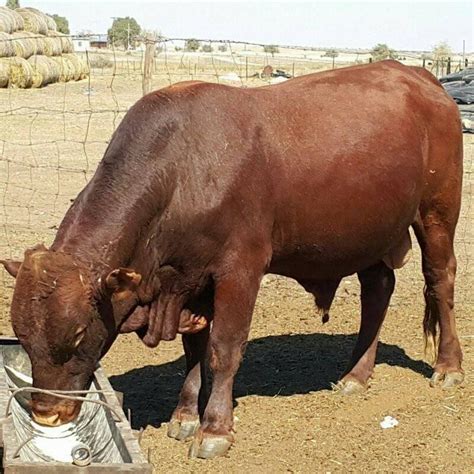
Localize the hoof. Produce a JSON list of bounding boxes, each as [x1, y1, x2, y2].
[[332, 379, 366, 395], [188, 432, 233, 459], [167, 417, 200, 441], [430, 371, 464, 389]]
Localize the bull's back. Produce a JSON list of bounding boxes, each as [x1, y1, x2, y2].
[[154, 61, 460, 279]]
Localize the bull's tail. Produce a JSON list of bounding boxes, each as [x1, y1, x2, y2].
[[412, 211, 439, 364]]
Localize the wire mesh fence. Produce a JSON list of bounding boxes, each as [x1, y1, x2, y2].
[[0, 36, 473, 326]]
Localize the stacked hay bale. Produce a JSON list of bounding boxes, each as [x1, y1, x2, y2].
[[0, 7, 24, 33], [0, 6, 88, 88]]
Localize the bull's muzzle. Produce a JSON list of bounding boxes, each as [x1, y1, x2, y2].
[[31, 400, 81, 426], [32, 412, 62, 427]]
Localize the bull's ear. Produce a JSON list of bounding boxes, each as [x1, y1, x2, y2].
[[0, 260, 22, 278], [105, 268, 142, 293]]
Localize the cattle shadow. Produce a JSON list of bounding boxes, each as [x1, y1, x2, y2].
[[109, 333, 432, 430]]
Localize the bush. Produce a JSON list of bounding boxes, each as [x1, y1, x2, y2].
[[88, 55, 113, 68], [218, 44, 228, 52], [6, 0, 19, 9], [432, 41, 452, 61], [185, 39, 200, 52], [371, 43, 397, 61], [50, 14, 69, 34], [263, 44, 279, 57], [201, 44, 213, 53]]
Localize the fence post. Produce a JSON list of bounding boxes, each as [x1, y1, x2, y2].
[[447, 57, 451, 75], [142, 37, 156, 96], [245, 57, 248, 80], [422, 58, 426, 68]]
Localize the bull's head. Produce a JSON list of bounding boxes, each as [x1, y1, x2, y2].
[[1, 245, 141, 426]]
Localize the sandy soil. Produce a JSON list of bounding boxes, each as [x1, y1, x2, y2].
[[0, 67, 472, 473]]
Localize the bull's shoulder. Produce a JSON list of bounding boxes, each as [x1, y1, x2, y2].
[[161, 80, 207, 94]]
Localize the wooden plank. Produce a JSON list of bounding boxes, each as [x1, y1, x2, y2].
[[5, 462, 152, 473], [142, 37, 156, 96]]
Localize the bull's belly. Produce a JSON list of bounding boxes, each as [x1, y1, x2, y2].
[[268, 214, 414, 280], [269, 248, 386, 280], [267, 154, 422, 279]]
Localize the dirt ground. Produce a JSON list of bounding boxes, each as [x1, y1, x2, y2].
[[0, 65, 473, 473]]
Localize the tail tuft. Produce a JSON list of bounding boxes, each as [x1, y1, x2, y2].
[[423, 284, 439, 365]]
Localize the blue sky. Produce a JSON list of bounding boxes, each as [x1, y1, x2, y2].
[[25, 1, 473, 52]]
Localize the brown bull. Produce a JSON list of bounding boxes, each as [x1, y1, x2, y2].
[[1, 60, 464, 459]]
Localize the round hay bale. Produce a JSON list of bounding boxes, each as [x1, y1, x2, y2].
[[63, 54, 88, 80], [0, 32, 15, 57], [47, 30, 64, 56], [59, 32, 73, 53], [43, 31, 62, 56], [29, 31, 46, 55], [47, 30, 73, 54], [0, 58, 10, 87], [28, 55, 60, 87], [11, 31, 44, 59], [8, 57, 34, 88], [0, 7, 15, 34], [0, 7, 23, 33], [16, 8, 48, 35], [2, 7, 24, 31], [44, 14, 57, 32], [11, 31, 36, 58], [52, 55, 75, 81]]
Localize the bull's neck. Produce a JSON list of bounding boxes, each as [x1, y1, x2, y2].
[[51, 163, 171, 276]]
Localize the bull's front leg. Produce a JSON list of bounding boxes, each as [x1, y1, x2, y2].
[[188, 261, 265, 459]]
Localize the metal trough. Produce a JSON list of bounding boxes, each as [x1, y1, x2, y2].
[[0, 338, 152, 473]]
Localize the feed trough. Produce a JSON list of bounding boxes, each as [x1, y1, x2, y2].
[[0, 338, 152, 473]]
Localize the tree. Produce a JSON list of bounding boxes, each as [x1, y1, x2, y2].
[[6, 0, 19, 9], [185, 39, 200, 52], [108, 17, 141, 50], [323, 49, 339, 68], [50, 14, 69, 34], [432, 41, 452, 61], [263, 44, 279, 57], [323, 48, 339, 58], [371, 43, 397, 61]]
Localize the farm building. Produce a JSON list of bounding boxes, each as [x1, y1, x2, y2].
[[0, 6, 88, 88], [72, 36, 90, 52], [73, 34, 108, 51]]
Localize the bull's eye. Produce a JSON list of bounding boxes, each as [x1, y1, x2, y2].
[[74, 326, 86, 348]]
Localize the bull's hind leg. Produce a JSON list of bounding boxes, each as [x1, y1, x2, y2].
[[336, 262, 395, 395], [413, 211, 464, 388], [168, 327, 209, 441]]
